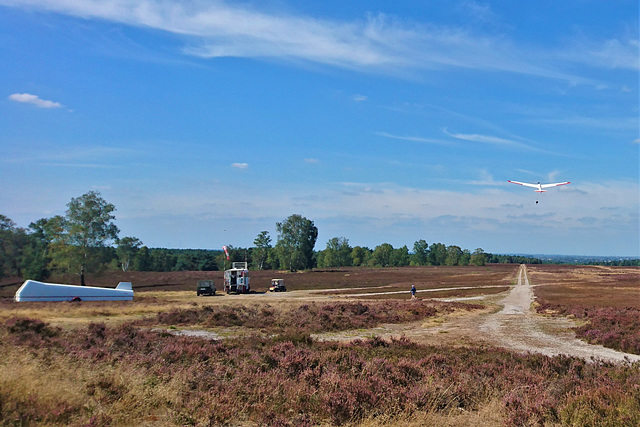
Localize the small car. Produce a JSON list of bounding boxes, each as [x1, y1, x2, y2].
[[269, 279, 286, 292], [196, 280, 216, 296]]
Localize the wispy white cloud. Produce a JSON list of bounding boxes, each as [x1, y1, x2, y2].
[[231, 162, 248, 169], [560, 38, 640, 71], [352, 94, 367, 102], [530, 115, 639, 131], [376, 131, 450, 145], [304, 158, 319, 164], [8, 93, 62, 108], [39, 162, 120, 169], [3, 145, 138, 166], [443, 127, 534, 150], [459, 1, 499, 25], [0, 0, 611, 84], [465, 169, 503, 186]]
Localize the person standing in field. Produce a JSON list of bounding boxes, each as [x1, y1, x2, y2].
[[410, 284, 416, 300]]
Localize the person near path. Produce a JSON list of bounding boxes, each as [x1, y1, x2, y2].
[[410, 284, 417, 300]]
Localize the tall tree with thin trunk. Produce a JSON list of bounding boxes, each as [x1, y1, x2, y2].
[[116, 236, 142, 272], [252, 231, 272, 270], [275, 214, 318, 271], [58, 191, 119, 285]]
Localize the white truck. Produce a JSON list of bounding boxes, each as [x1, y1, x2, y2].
[[223, 262, 250, 294]]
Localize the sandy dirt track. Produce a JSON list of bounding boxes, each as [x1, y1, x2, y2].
[[479, 265, 640, 364], [313, 265, 640, 364]]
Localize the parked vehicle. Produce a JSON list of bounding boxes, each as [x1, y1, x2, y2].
[[224, 262, 250, 294], [196, 280, 216, 296], [269, 278, 286, 292]]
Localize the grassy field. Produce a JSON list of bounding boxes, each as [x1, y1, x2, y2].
[[1, 264, 639, 426]]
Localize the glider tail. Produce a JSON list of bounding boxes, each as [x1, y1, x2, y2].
[[116, 282, 132, 291]]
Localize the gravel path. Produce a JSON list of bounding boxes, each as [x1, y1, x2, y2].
[[479, 265, 640, 364]]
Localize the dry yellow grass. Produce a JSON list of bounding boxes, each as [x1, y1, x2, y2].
[[353, 398, 507, 426]]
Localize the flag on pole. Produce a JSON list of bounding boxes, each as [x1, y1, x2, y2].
[[223, 245, 230, 260]]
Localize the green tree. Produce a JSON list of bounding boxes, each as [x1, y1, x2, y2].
[[0, 215, 27, 277], [116, 236, 142, 272], [351, 246, 371, 267], [20, 217, 63, 280], [370, 243, 394, 267], [428, 242, 447, 266], [391, 245, 410, 267], [267, 247, 280, 270], [275, 214, 318, 271], [320, 237, 352, 268], [252, 231, 272, 270], [445, 245, 463, 266], [173, 253, 193, 271], [150, 249, 172, 271], [56, 191, 119, 285], [134, 246, 152, 271], [460, 249, 471, 266], [196, 251, 218, 271], [411, 239, 429, 266], [470, 248, 487, 266]]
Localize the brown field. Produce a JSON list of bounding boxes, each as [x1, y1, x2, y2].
[[0, 265, 517, 327], [1, 264, 639, 426], [527, 264, 640, 308], [0, 264, 518, 296]]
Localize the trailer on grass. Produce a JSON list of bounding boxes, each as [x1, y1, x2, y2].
[[14, 280, 134, 302]]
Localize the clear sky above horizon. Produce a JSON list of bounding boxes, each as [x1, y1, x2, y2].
[[1, 0, 638, 256]]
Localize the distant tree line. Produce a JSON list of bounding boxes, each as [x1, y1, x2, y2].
[[312, 239, 490, 268], [586, 259, 640, 267], [6, 191, 612, 283]]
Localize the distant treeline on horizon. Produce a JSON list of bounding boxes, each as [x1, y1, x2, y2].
[[2, 198, 638, 284]]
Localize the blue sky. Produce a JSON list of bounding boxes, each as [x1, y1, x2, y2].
[[1, 0, 638, 256]]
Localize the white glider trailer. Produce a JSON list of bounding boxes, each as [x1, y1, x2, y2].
[[14, 280, 134, 302], [223, 262, 250, 294]]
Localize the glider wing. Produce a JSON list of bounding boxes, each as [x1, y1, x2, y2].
[[540, 182, 570, 188], [508, 180, 538, 188]]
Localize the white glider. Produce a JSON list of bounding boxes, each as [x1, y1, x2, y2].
[[508, 180, 571, 192]]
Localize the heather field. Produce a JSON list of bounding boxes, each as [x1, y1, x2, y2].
[[1, 265, 639, 426], [529, 265, 640, 356]]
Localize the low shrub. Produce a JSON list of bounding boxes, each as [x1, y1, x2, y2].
[[3, 318, 639, 426], [536, 304, 640, 355], [147, 300, 480, 335]]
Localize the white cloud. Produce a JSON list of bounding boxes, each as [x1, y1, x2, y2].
[[442, 128, 543, 152], [352, 94, 367, 102], [546, 171, 562, 183], [8, 93, 62, 108], [460, 1, 499, 24], [562, 38, 640, 71], [231, 162, 248, 169], [3, 145, 138, 167], [0, 0, 607, 83], [304, 158, 319, 164], [376, 131, 450, 145], [531, 115, 638, 131], [465, 169, 503, 186]]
